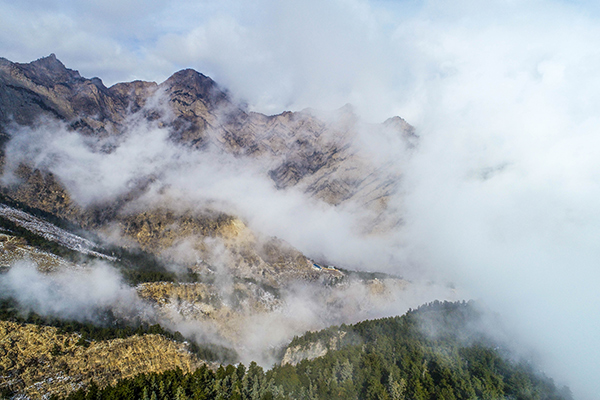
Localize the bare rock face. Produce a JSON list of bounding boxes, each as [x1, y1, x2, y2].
[[115, 208, 320, 286], [281, 331, 347, 366], [0, 54, 414, 206], [281, 340, 330, 366], [0, 54, 414, 282], [108, 80, 158, 116], [0, 54, 124, 136]]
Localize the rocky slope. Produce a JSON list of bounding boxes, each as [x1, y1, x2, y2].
[[0, 54, 412, 217], [0, 54, 152, 137], [0, 321, 203, 399], [0, 54, 415, 287], [0, 206, 410, 399], [0, 233, 74, 273]]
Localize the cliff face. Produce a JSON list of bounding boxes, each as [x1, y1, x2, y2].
[[0, 54, 131, 136], [0, 55, 414, 282], [280, 331, 347, 366], [0, 54, 413, 210]]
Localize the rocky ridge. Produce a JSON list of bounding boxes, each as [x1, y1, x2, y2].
[[0, 54, 413, 214], [0, 54, 414, 285]]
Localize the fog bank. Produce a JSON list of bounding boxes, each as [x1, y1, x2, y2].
[[0, 261, 150, 322], [2, 0, 600, 397]]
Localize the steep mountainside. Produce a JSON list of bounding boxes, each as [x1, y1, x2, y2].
[[0, 54, 413, 223], [0, 195, 412, 399], [0, 54, 415, 285]]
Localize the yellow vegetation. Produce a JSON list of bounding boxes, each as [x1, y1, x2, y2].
[[0, 233, 74, 272], [8, 165, 84, 224], [119, 209, 239, 254], [0, 321, 203, 399], [137, 281, 281, 344]]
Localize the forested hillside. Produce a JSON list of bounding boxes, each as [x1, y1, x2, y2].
[[58, 301, 573, 400]]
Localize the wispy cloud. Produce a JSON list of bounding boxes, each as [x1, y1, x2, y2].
[[0, 260, 150, 322], [1, 108, 408, 271], [2, 0, 600, 397]]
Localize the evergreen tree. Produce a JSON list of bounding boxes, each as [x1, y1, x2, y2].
[[58, 302, 572, 400]]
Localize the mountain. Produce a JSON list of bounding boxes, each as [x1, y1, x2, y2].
[[0, 54, 415, 275], [0, 55, 573, 400], [0, 55, 419, 398], [0, 54, 414, 214]]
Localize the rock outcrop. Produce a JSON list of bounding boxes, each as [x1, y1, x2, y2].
[[281, 331, 347, 366]]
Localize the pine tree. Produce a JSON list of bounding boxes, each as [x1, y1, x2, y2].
[[174, 386, 187, 400], [251, 380, 261, 400], [340, 359, 353, 382], [158, 381, 166, 400], [388, 377, 406, 400]]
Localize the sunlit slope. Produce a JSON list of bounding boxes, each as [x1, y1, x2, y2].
[[0, 55, 412, 247], [0, 321, 203, 399]]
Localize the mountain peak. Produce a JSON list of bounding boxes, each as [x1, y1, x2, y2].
[[164, 69, 218, 92], [162, 68, 229, 109], [35, 53, 59, 64], [29, 53, 67, 73], [17, 53, 81, 85]]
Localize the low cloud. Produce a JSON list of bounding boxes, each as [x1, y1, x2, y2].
[[2, 0, 600, 397], [0, 260, 150, 322], [234, 277, 460, 366], [394, 4, 600, 397], [150, 274, 460, 367], [1, 110, 411, 274]]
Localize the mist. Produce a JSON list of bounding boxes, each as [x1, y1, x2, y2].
[[1, 108, 453, 367], [0, 260, 151, 322], [1, 111, 410, 274], [2, 0, 600, 397], [391, 5, 600, 398]]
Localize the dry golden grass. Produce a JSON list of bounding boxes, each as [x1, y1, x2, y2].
[[0, 233, 75, 272], [0, 321, 203, 399], [136, 281, 280, 344]]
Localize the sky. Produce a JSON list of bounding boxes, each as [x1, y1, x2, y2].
[[1, 0, 600, 398]]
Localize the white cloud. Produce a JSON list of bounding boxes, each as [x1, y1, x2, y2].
[[2, 0, 600, 397], [2, 112, 408, 272], [0, 260, 149, 322], [392, 3, 600, 398]]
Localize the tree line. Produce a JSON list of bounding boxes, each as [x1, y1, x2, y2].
[[57, 301, 573, 400]]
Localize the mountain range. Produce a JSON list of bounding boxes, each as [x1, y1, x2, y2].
[[0, 54, 419, 396], [0, 55, 572, 400], [0, 53, 417, 279]]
